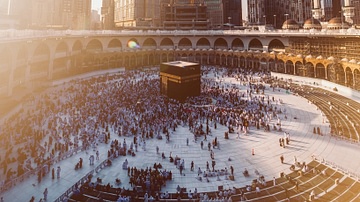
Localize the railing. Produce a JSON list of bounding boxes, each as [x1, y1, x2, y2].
[[0, 145, 84, 195], [312, 155, 360, 182], [54, 156, 114, 202], [1, 28, 360, 41]]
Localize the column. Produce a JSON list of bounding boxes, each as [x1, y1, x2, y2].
[[293, 63, 296, 75], [7, 54, 15, 97], [48, 51, 54, 80]]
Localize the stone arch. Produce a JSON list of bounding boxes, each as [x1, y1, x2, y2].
[[142, 38, 157, 49], [260, 58, 267, 70], [107, 39, 122, 51], [253, 57, 260, 71], [315, 63, 325, 79], [221, 54, 227, 66], [142, 54, 148, 65], [202, 53, 208, 64], [277, 60, 285, 73], [70, 40, 83, 72], [226, 55, 232, 67], [268, 39, 285, 52], [240, 56, 246, 67], [14, 46, 28, 85], [305, 62, 315, 77], [215, 54, 221, 65], [248, 38, 263, 51], [196, 38, 211, 49], [0, 47, 12, 86], [86, 39, 103, 51], [188, 53, 194, 62], [31, 43, 50, 75], [231, 38, 244, 50], [268, 58, 275, 71], [180, 53, 188, 61], [55, 42, 68, 54], [108, 55, 118, 69], [178, 38, 192, 49], [214, 38, 228, 50], [327, 63, 345, 84], [295, 61, 304, 76], [345, 67, 353, 87], [160, 38, 174, 49], [154, 53, 160, 64], [195, 53, 201, 63], [285, 60, 294, 74], [161, 53, 167, 62], [72, 40, 83, 52], [54, 42, 69, 74], [354, 69, 360, 90]]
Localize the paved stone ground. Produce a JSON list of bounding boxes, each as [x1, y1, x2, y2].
[[1, 70, 360, 202]]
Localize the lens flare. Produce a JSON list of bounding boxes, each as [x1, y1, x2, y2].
[[128, 41, 140, 49]]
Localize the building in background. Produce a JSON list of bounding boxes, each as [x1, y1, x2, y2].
[[91, 10, 101, 30], [247, 0, 312, 27], [204, 0, 223, 29], [222, 0, 242, 27], [58, 0, 92, 30], [353, 0, 360, 25], [101, 0, 114, 29], [161, 0, 209, 30], [324, 0, 342, 20], [0, 0, 92, 29]]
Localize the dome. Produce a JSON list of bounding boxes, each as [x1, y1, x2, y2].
[[327, 17, 350, 30], [303, 18, 322, 30], [329, 17, 342, 24], [316, 55, 323, 60], [349, 59, 357, 63], [282, 19, 300, 30], [305, 55, 312, 59], [296, 54, 303, 58], [341, 58, 349, 62]]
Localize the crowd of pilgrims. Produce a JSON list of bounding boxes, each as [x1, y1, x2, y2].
[[0, 66, 287, 195]]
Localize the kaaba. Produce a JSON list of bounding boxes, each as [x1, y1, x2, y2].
[[160, 61, 201, 102]]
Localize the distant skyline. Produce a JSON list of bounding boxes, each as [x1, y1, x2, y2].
[[91, 0, 248, 21]]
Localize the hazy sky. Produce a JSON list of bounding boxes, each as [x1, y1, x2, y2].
[[91, 0, 248, 20], [92, 0, 102, 12]]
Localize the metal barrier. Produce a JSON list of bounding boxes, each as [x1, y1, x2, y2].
[[54, 155, 114, 202]]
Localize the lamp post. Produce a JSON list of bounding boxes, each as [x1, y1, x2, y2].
[[284, 13, 289, 30], [228, 16, 232, 30], [273, 15, 276, 29], [263, 15, 267, 26]]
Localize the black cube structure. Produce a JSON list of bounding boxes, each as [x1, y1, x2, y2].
[[160, 61, 201, 102]]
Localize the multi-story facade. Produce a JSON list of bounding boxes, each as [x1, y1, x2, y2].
[[248, 0, 312, 27], [113, 0, 161, 28], [324, 0, 342, 20], [161, 0, 209, 30], [247, 0, 265, 25], [354, 0, 360, 25], [222, 0, 242, 26], [59, 0, 92, 30], [0, 0, 92, 29], [101, 0, 115, 29], [204, 0, 223, 28]]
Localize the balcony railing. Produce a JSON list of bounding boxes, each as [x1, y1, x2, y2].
[[0, 28, 359, 41]]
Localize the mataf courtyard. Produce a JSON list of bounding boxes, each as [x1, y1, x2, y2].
[[0, 66, 359, 202]]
